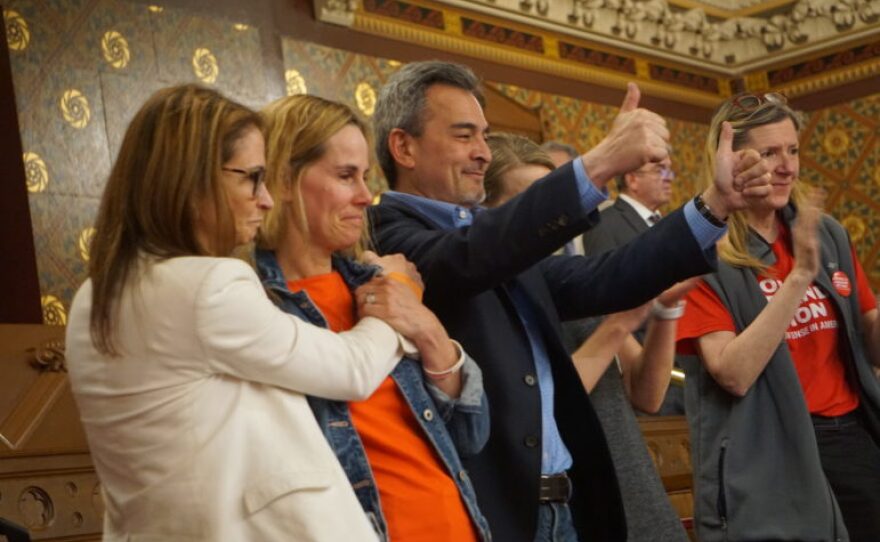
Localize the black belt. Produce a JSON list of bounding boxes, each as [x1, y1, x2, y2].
[[539, 472, 572, 503], [811, 409, 861, 430]]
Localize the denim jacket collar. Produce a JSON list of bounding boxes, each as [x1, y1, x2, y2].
[[255, 248, 380, 294]]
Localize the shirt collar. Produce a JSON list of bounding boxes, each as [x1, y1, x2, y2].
[[381, 190, 476, 228], [618, 193, 659, 225]]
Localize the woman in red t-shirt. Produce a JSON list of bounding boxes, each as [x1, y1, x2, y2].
[[677, 94, 880, 541]]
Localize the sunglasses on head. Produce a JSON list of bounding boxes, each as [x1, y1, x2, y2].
[[222, 166, 266, 197], [730, 92, 788, 115]]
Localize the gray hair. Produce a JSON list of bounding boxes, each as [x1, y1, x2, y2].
[[539, 141, 578, 160], [374, 61, 484, 188]]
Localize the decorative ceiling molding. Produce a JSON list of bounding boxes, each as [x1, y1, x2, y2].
[[313, 0, 358, 26], [314, 0, 880, 106], [668, 0, 796, 19], [436, 0, 880, 72]]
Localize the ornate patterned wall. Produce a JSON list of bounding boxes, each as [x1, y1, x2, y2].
[[801, 95, 880, 286], [3, 0, 879, 325], [4, 0, 274, 326]]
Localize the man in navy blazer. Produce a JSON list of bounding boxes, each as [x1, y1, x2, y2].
[[367, 61, 771, 542]]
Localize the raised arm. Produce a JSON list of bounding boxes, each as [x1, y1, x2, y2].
[[622, 279, 698, 412], [699, 122, 773, 223], [570, 304, 650, 393], [697, 199, 821, 397], [371, 84, 674, 296], [579, 83, 669, 191]]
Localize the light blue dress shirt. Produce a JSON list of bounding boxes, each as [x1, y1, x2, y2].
[[383, 158, 725, 473]]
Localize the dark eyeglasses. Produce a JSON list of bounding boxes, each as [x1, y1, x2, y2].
[[730, 92, 787, 115], [222, 166, 266, 197]]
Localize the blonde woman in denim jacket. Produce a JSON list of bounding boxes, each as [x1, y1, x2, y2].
[[256, 94, 491, 542]]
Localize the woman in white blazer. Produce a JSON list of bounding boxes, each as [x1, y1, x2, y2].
[[65, 85, 439, 541]]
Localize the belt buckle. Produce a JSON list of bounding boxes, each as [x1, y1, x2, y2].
[[539, 472, 571, 503]]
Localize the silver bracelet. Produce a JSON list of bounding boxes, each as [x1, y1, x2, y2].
[[423, 339, 466, 377], [651, 299, 685, 320]]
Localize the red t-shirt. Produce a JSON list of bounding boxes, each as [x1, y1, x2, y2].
[[676, 224, 876, 416], [288, 273, 479, 542]]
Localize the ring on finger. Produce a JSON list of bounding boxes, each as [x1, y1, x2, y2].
[[365, 292, 376, 304]]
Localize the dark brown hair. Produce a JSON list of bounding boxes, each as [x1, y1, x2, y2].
[[89, 84, 260, 355]]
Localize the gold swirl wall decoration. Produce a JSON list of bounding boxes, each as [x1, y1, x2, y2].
[[355, 82, 376, 116], [60, 89, 91, 129], [23, 152, 49, 193], [285, 69, 307, 96], [101, 30, 130, 69], [78, 227, 96, 262], [147, 5, 164, 13], [41, 295, 67, 326], [842, 215, 866, 243], [822, 127, 850, 156], [3, 8, 30, 51], [192, 48, 219, 84]]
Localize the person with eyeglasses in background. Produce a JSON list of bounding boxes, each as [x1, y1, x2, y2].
[[581, 157, 675, 256], [675, 92, 880, 542], [65, 85, 433, 541], [575, 156, 688, 416]]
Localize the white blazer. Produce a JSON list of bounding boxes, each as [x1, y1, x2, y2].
[[66, 256, 412, 541]]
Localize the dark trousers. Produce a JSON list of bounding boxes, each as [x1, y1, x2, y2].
[[813, 410, 880, 542]]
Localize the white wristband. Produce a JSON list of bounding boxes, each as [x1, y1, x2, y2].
[[651, 299, 685, 320], [422, 339, 466, 378]]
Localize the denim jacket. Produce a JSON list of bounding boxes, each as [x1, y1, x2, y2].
[[255, 249, 492, 542]]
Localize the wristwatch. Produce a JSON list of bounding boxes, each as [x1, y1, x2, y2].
[[693, 193, 727, 228]]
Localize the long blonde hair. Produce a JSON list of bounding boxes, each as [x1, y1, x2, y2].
[[89, 84, 261, 355], [703, 94, 805, 271], [259, 95, 372, 257]]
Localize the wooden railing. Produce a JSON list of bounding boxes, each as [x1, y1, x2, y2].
[[639, 415, 696, 541]]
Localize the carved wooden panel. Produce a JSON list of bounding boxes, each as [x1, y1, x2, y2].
[[0, 324, 101, 541], [639, 415, 695, 540]]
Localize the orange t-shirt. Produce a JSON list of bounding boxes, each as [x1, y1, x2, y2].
[[288, 272, 479, 542], [676, 224, 876, 416]]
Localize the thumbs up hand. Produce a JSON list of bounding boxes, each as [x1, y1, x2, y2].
[[581, 82, 671, 190], [699, 122, 772, 221]]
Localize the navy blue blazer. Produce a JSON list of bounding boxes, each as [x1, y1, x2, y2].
[[368, 162, 715, 541]]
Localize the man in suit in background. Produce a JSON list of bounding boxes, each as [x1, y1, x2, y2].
[[581, 157, 674, 256], [576, 156, 686, 415], [367, 60, 770, 542]]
